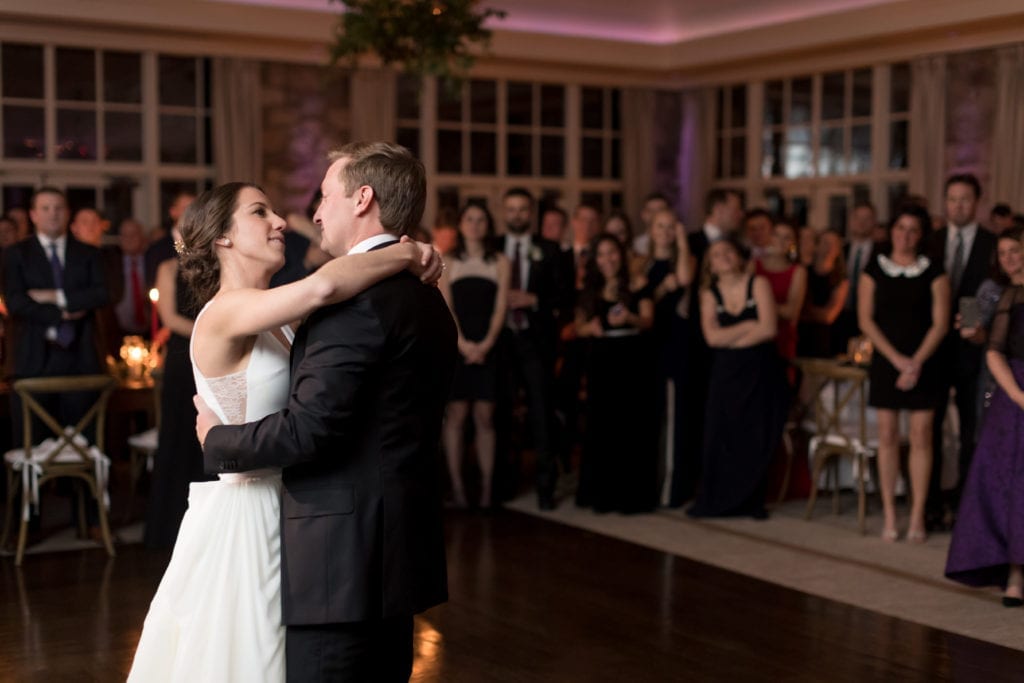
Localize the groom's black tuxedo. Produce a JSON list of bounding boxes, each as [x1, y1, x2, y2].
[[203, 249, 457, 630]]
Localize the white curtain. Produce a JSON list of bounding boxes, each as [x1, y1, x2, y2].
[[991, 45, 1024, 210], [621, 88, 656, 223], [677, 88, 716, 229], [908, 55, 947, 212], [350, 68, 397, 142], [212, 58, 263, 184]]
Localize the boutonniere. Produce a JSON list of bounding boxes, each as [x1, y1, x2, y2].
[[529, 246, 543, 262]]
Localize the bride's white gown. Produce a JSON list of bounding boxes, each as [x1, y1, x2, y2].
[[128, 305, 292, 682]]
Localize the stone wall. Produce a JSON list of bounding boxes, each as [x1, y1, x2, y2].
[[261, 62, 351, 216]]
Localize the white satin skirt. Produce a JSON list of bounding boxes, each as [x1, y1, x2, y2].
[[128, 470, 284, 683]]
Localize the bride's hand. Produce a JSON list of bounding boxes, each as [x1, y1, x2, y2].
[[401, 236, 443, 285]]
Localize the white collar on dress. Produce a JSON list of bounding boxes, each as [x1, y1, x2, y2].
[[877, 254, 930, 278]]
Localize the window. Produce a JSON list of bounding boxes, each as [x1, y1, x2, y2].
[[715, 63, 911, 227], [399, 77, 622, 223], [0, 42, 214, 227]]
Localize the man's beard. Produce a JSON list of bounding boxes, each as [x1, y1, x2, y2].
[[506, 221, 529, 235]]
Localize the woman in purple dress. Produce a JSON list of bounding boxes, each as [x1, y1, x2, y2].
[[946, 228, 1024, 606]]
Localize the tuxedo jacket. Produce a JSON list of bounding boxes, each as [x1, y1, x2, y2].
[[496, 235, 572, 354], [2, 235, 109, 377], [204, 261, 458, 626], [927, 226, 997, 370]]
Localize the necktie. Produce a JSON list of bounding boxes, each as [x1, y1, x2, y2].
[[950, 231, 965, 295], [510, 241, 525, 329], [48, 243, 75, 348], [847, 245, 863, 311], [130, 258, 146, 329]]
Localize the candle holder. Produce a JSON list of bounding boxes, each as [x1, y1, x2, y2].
[[119, 335, 152, 382]]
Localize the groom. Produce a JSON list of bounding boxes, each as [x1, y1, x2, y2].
[[196, 142, 457, 681]]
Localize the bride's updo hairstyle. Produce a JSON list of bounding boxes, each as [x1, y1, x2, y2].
[[178, 182, 261, 307]]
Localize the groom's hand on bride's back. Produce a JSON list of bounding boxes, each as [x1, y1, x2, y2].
[[400, 235, 443, 285], [194, 394, 222, 449]]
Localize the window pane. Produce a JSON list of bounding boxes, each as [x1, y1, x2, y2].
[[852, 68, 872, 117], [784, 126, 812, 178], [396, 74, 420, 120], [104, 51, 142, 103], [761, 131, 783, 178], [104, 111, 142, 161], [851, 124, 872, 173], [437, 85, 462, 123], [470, 131, 496, 174], [2, 44, 43, 99], [56, 109, 97, 160], [729, 135, 746, 179], [887, 182, 909, 219], [790, 77, 812, 125], [160, 114, 197, 163], [66, 187, 97, 217], [715, 136, 724, 179], [730, 85, 747, 128], [818, 126, 845, 176], [853, 183, 871, 207], [507, 133, 532, 175], [888, 120, 907, 169], [3, 105, 44, 158], [581, 87, 603, 129], [397, 127, 419, 159], [159, 56, 197, 107], [540, 134, 564, 176], [821, 72, 844, 120], [437, 129, 462, 173], [890, 62, 910, 113], [610, 89, 621, 130], [56, 48, 96, 102], [540, 85, 564, 128], [828, 195, 848, 233], [470, 79, 496, 124], [507, 82, 532, 126], [2, 185, 34, 213], [764, 80, 783, 126], [611, 137, 621, 179], [203, 115, 213, 165], [716, 88, 725, 131], [581, 136, 603, 178]]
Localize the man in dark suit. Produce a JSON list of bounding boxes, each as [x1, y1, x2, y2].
[[688, 188, 744, 267], [837, 201, 882, 351], [198, 142, 456, 682], [3, 187, 109, 445], [496, 188, 570, 509], [926, 173, 997, 529]]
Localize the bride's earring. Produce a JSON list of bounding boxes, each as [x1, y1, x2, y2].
[[217, 237, 233, 247]]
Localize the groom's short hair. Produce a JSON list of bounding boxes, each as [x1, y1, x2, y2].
[[328, 142, 426, 236]]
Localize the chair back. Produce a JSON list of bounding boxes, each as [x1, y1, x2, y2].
[[13, 374, 116, 463]]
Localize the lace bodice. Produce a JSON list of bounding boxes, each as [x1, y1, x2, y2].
[[190, 301, 293, 476]]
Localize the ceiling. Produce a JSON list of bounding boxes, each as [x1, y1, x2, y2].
[[213, 0, 905, 45]]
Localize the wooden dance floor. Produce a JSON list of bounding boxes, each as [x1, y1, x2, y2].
[[1, 510, 1022, 681]]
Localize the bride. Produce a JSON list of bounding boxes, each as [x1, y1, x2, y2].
[[128, 182, 441, 681]]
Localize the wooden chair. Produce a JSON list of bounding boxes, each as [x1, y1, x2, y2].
[[125, 367, 162, 523], [1, 375, 117, 565]]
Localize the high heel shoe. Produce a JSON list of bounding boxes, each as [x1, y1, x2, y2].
[[881, 528, 899, 542], [1002, 596, 1023, 608], [906, 529, 927, 544]]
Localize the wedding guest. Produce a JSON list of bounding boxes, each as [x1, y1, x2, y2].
[[604, 211, 646, 283], [440, 203, 509, 510], [946, 227, 1024, 605], [990, 203, 1015, 235], [643, 210, 698, 506], [755, 219, 807, 374], [689, 237, 787, 519], [798, 229, 848, 358], [958, 226, 1024, 424], [6, 207, 31, 240], [837, 202, 881, 351], [632, 192, 670, 255], [540, 207, 569, 247], [858, 203, 950, 542], [574, 233, 656, 513], [743, 209, 774, 260], [797, 225, 817, 268], [0, 216, 20, 249]]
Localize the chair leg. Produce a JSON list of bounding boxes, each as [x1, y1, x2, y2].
[[830, 459, 841, 515], [857, 453, 867, 535], [1, 469, 16, 549], [805, 452, 827, 520], [123, 447, 139, 525], [15, 506, 29, 566], [76, 483, 88, 539], [87, 477, 116, 558], [775, 427, 794, 505]]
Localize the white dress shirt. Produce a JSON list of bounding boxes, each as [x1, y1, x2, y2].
[[36, 233, 68, 341], [504, 233, 533, 289], [349, 233, 398, 255], [945, 222, 978, 275]]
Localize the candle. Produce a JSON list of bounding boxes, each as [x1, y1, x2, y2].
[[149, 288, 160, 341]]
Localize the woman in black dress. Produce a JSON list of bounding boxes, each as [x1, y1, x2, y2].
[[798, 229, 848, 358], [439, 203, 509, 509], [574, 233, 656, 513], [689, 237, 788, 519], [642, 209, 697, 505], [143, 247, 212, 548], [858, 203, 949, 542]]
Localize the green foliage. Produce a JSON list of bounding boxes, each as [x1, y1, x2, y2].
[[328, 0, 506, 87]]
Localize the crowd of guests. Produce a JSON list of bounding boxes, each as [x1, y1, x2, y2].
[[435, 176, 1024, 608]]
